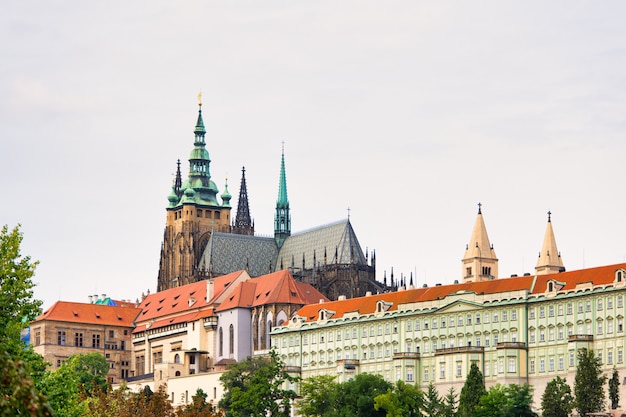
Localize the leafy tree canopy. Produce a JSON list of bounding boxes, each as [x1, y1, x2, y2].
[[338, 373, 392, 417], [297, 375, 339, 417], [219, 350, 297, 417], [374, 380, 423, 417], [474, 383, 536, 417], [541, 376, 574, 417]]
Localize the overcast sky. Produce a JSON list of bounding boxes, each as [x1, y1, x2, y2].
[[2, 1, 626, 310]]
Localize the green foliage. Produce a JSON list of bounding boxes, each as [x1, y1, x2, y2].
[[442, 387, 458, 417], [609, 367, 620, 410], [541, 376, 574, 417], [219, 350, 297, 417], [297, 375, 339, 417], [86, 384, 178, 417], [422, 381, 443, 417], [176, 388, 223, 417], [574, 348, 607, 417], [0, 224, 42, 359], [374, 380, 423, 417], [457, 363, 485, 417], [474, 383, 536, 417], [0, 350, 53, 417], [40, 352, 109, 417], [337, 373, 392, 417]]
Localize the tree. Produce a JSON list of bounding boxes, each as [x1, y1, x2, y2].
[[176, 388, 224, 417], [422, 381, 443, 417], [457, 362, 486, 417], [0, 224, 52, 416], [442, 387, 458, 417], [86, 384, 177, 417], [609, 367, 620, 410], [541, 376, 574, 417], [374, 380, 424, 417], [219, 350, 297, 417], [39, 352, 109, 417], [0, 224, 43, 359], [474, 383, 536, 417], [297, 375, 339, 417], [574, 348, 607, 417], [338, 373, 392, 417]]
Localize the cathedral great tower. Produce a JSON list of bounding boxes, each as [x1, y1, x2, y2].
[[157, 97, 232, 291]]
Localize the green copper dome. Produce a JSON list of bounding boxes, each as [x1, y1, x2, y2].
[[221, 179, 232, 207]]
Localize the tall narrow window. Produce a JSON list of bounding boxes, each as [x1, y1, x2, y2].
[[229, 324, 234, 355], [219, 327, 224, 356]]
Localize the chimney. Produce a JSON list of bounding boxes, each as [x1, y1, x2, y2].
[[88, 295, 93, 304], [338, 295, 346, 300]]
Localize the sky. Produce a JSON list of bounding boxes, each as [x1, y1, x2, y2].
[[2, 1, 626, 311]]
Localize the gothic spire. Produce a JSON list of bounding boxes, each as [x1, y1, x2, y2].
[[536, 210, 565, 275], [233, 167, 254, 235], [274, 144, 291, 248]]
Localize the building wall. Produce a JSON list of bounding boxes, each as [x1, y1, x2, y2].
[[31, 320, 134, 384], [216, 308, 252, 362], [272, 277, 626, 410]]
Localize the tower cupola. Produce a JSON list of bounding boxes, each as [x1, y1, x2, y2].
[[462, 203, 498, 283]]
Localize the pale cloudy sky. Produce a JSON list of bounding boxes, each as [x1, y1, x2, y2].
[[2, 1, 626, 310]]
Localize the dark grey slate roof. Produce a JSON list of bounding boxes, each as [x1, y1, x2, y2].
[[275, 219, 367, 271], [198, 233, 278, 277], [198, 219, 368, 277]]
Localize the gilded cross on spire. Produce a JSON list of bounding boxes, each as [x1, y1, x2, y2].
[[347, 207, 351, 219], [547, 210, 552, 222], [198, 91, 203, 107], [478, 202, 482, 214]]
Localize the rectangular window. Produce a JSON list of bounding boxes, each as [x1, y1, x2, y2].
[[529, 330, 535, 343], [75, 332, 83, 347], [598, 299, 604, 311], [345, 330, 350, 340], [558, 304, 564, 316], [407, 341, 412, 353], [353, 328, 357, 338], [511, 331, 517, 342], [567, 303, 573, 315], [558, 327, 564, 340], [586, 301, 591, 312], [303, 335, 308, 345], [608, 320, 614, 334], [57, 331, 66, 346], [35, 331, 41, 346], [385, 324, 391, 334], [619, 350, 623, 364], [529, 308, 535, 319], [558, 357, 564, 370], [109, 330, 115, 339], [539, 306, 545, 318], [578, 302, 583, 313], [424, 368, 429, 381], [456, 363, 462, 377], [508, 358, 516, 373], [475, 336, 481, 347], [449, 316, 455, 327], [608, 351, 613, 365], [441, 318, 446, 328], [415, 320, 420, 331], [570, 353, 575, 367], [406, 321, 412, 332], [511, 309, 517, 321], [406, 368, 414, 382], [608, 298, 613, 309], [618, 319, 623, 333], [432, 340, 437, 352], [475, 314, 480, 324], [493, 313, 499, 323], [467, 314, 472, 325], [530, 360, 535, 373], [432, 319, 437, 329], [153, 350, 163, 365], [337, 331, 342, 341], [597, 322, 603, 335], [549, 358, 555, 372], [539, 329, 545, 342], [598, 352, 603, 364], [549, 328, 555, 341], [440, 364, 445, 379], [483, 313, 490, 324], [618, 296, 623, 308], [493, 334, 499, 345], [499, 359, 504, 374], [502, 310, 508, 321], [485, 335, 490, 347], [540, 359, 545, 372], [549, 306, 554, 317], [458, 316, 463, 326], [378, 325, 383, 336]]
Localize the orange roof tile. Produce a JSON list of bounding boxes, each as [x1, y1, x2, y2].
[[295, 263, 626, 321], [33, 301, 141, 327], [216, 270, 329, 312]]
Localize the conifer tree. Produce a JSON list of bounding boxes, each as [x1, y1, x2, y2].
[[458, 362, 486, 417], [609, 367, 620, 410], [541, 376, 573, 417], [574, 348, 607, 417]]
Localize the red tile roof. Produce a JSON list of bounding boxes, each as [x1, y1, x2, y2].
[[136, 270, 247, 324], [33, 301, 141, 327], [295, 263, 626, 321], [216, 270, 329, 311]]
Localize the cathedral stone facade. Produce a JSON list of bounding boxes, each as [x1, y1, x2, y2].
[[158, 101, 381, 300]]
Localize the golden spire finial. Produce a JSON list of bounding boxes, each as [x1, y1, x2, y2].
[[197, 91, 203, 107]]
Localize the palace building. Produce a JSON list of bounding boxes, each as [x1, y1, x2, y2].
[[272, 208, 626, 410], [157, 100, 381, 300]]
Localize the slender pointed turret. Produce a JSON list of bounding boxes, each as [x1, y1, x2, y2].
[[233, 167, 254, 235], [274, 144, 291, 248], [536, 211, 565, 275], [462, 203, 498, 283]]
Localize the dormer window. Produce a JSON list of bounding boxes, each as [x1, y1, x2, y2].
[[376, 300, 392, 314], [318, 309, 335, 321], [546, 279, 564, 293], [616, 269, 625, 283]]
